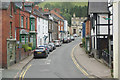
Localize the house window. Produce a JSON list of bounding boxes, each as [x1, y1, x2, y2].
[[10, 3, 12, 15], [10, 22, 12, 36], [30, 18, 35, 31], [52, 24, 53, 30], [73, 21, 76, 25], [30, 35, 33, 43], [58, 25, 60, 31], [21, 35, 25, 43], [15, 28, 16, 40], [26, 36, 28, 43], [26, 18, 28, 29], [21, 16, 24, 28]]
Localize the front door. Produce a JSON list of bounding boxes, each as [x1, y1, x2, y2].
[[73, 29, 76, 34], [30, 34, 36, 50]]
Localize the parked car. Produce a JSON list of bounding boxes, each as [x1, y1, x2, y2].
[[73, 34, 78, 37], [63, 37, 68, 43], [53, 40, 61, 47], [67, 36, 71, 42], [70, 36, 75, 41], [49, 42, 56, 50], [39, 45, 50, 54], [60, 40, 62, 46], [34, 47, 48, 58], [48, 44, 53, 52]]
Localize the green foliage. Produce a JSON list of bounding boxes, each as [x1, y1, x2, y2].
[[104, 48, 108, 53], [28, 42, 33, 48], [27, 47, 32, 51], [22, 44, 32, 52], [82, 38, 85, 48]]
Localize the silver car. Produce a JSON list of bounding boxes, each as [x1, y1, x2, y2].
[[53, 40, 61, 47]]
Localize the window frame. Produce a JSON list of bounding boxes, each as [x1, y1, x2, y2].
[[21, 16, 24, 28]]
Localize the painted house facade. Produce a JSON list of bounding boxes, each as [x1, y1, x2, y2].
[[34, 9, 49, 46], [64, 20, 68, 38], [88, 0, 113, 67], [43, 13, 53, 42], [50, 10, 64, 40], [52, 19, 58, 40]]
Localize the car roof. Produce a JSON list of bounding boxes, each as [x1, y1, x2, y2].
[[36, 47, 44, 49], [54, 40, 59, 41]]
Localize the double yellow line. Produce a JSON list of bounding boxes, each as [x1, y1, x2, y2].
[[19, 64, 32, 80], [71, 44, 94, 78]]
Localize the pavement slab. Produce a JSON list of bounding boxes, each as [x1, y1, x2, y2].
[[73, 44, 112, 78]]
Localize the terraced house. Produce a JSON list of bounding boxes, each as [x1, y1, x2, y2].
[[1, 2, 16, 68], [15, 2, 37, 50], [50, 10, 64, 40]]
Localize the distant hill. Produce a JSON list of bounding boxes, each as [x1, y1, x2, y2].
[[38, 2, 88, 26], [38, 2, 88, 8]]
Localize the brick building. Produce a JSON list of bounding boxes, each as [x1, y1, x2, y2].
[[1, 2, 16, 68], [15, 2, 37, 49]]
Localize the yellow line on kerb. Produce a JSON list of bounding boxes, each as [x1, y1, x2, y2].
[[19, 64, 32, 80], [71, 44, 94, 78]]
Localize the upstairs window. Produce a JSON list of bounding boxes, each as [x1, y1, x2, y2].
[[26, 18, 28, 29], [10, 3, 12, 15], [21, 16, 24, 28], [10, 22, 12, 36], [30, 18, 35, 31]]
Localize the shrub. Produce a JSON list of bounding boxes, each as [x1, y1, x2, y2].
[[82, 38, 85, 48], [28, 42, 33, 48], [27, 47, 32, 51], [22, 44, 32, 52]]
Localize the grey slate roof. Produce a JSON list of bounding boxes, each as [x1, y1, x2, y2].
[[88, 0, 109, 14], [1, 2, 10, 9], [14, 2, 22, 9], [34, 9, 48, 20], [25, 7, 32, 13]]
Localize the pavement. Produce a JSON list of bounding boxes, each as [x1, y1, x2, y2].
[[2, 54, 33, 78], [73, 43, 112, 78]]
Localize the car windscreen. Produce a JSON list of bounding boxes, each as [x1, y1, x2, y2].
[[35, 48, 44, 51]]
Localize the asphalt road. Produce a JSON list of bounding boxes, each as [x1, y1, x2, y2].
[[19, 37, 88, 79]]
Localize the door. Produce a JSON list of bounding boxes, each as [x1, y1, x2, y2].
[[73, 29, 76, 34]]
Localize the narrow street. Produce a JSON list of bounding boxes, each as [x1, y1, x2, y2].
[[18, 37, 87, 78]]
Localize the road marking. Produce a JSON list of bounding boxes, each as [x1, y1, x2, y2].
[[19, 70, 25, 80], [71, 44, 94, 78], [22, 64, 31, 80], [19, 64, 32, 80]]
